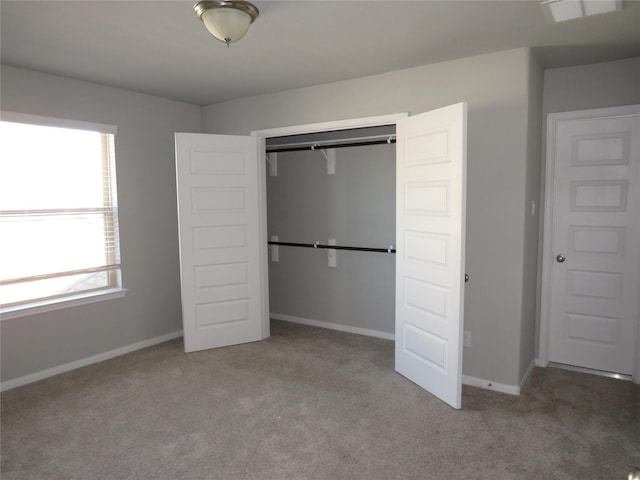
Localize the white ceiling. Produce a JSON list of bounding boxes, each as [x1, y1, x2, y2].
[[2, 0, 639, 106]]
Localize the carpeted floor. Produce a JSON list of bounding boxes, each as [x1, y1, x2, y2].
[[1, 319, 639, 479]]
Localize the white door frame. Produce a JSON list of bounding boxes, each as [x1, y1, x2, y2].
[[251, 113, 408, 323], [538, 104, 640, 383], [252, 114, 408, 315]]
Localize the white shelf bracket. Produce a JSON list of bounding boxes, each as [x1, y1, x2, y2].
[[322, 148, 336, 175], [269, 235, 279, 262], [266, 152, 277, 177], [327, 238, 337, 268]]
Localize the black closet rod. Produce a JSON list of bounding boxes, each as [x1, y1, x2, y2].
[[268, 240, 396, 254], [266, 138, 396, 153]]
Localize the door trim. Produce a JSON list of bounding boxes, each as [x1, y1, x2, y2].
[[538, 104, 640, 383], [251, 112, 408, 337]]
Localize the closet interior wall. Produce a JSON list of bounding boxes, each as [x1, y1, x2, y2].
[[266, 126, 396, 336]]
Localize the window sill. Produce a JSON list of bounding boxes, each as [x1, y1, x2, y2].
[[0, 288, 128, 321]]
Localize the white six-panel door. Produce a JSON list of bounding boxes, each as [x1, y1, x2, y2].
[[545, 107, 639, 375], [175, 133, 268, 353], [395, 103, 467, 409]]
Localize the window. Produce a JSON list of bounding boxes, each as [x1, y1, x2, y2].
[[0, 113, 125, 317]]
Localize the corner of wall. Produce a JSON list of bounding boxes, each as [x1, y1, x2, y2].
[[518, 49, 545, 384]]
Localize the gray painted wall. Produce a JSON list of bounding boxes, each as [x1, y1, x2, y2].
[[519, 53, 544, 381], [543, 57, 640, 115], [0, 65, 201, 382], [203, 48, 537, 387], [267, 142, 396, 334]]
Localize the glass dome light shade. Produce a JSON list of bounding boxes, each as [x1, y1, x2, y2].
[[194, 1, 259, 45], [202, 8, 251, 44]]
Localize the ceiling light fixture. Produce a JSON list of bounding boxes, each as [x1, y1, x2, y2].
[[194, 0, 259, 47]]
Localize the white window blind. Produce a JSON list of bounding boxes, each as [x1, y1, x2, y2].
[[0, 114, 123, 311]]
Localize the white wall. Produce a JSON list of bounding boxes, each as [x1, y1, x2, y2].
[[203, 48, 540, 388], [0, 65, 201, 383]]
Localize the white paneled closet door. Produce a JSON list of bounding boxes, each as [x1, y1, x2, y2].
[[175, 108, 467, 408], [175, 133, 269, 353], [395, 103, 467, 409]]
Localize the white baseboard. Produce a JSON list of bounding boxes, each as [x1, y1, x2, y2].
[[462, 375, 521, 396], [273, 313, 526, 395], [534, 357, 547, 367], [1, 330, 183, 392], [519, 358, 536, 390], [463, 357, 535, 395], [271, 313, 395, 341]]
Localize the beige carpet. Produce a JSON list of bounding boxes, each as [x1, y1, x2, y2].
[[2, 320, 639, 479]]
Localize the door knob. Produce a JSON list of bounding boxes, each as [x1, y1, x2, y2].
[[556, 254, 566, 263], [465, 273, 469, 283]]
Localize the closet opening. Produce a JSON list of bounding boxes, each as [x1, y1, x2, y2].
[[263, 124, 398, 340], [177, 105, 465, 407]]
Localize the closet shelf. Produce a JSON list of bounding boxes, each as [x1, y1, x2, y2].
[[267, 240, 395, 254], [266, 134, 396, 153]]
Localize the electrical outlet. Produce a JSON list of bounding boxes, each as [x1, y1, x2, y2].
[[463, 330, 471, 347]]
